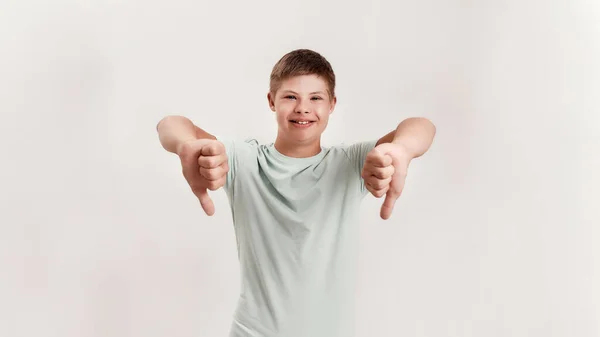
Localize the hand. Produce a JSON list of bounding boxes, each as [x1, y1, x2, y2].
[[177, 139, 229, 216], [361, 143, 412, 220]]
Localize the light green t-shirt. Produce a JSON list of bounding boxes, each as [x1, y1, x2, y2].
[[218, 138, 377, 337]]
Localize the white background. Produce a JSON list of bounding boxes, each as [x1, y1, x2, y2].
[[1, 0, 599, 336]]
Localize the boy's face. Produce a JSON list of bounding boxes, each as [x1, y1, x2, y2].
[[268, 74, 336, 145]]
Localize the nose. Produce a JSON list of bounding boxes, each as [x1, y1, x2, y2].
[[295, 99, 310, 114]]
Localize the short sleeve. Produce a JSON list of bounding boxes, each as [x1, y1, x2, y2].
[[215, 137, 258, 202], [342, 140, 378, 195]]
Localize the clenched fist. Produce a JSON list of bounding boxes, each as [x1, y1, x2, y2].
[[361, 143, 411, 220], [177, 139, 229, 216]]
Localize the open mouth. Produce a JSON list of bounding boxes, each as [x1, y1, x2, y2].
[[290, 120, 315, 125], [290, 119, 315, 127]]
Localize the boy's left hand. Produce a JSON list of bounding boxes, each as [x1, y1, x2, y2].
[[361, 143, 412, 220]]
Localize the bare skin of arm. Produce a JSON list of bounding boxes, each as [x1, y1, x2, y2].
[[156, 115, 227, 216], [376, 117, 436, 158], [156, 115, 217, 154], [364, 117, 437, 219]]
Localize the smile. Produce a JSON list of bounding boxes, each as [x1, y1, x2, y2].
[[289, 120, 315, 128]]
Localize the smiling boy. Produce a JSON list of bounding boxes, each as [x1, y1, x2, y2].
[[157, 49, 436, 337]]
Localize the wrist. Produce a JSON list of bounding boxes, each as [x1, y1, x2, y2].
[[391, 139, 417, 159], [175, 137, 197, 156]]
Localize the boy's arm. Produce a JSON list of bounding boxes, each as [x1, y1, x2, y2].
[[156, 115, 216, 155], [363, 117, 436, 219], [375, 117, 436, 158], [156, 115, 227, 216]]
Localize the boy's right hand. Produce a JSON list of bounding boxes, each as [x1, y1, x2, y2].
[[177, 139, 229, 216]]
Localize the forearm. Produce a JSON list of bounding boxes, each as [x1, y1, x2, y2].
[[377, 117, 436, 158], [392, 117, 436, 158], [156, 115, 200, 154]]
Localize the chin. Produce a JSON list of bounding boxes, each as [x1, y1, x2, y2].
[[293, 133, 323, 144]]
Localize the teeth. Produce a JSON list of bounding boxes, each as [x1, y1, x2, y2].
[[294, 121, 310, 125]]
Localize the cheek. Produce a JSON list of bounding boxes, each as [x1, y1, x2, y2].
[[275, 104, 293, 120], [316, 105, 332, 120], [276, 113, 286, 123], [275, 110, 289, 125], [275, 102, 293, 114]]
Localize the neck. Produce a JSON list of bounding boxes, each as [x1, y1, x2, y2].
[[274, 135, 322, 158]]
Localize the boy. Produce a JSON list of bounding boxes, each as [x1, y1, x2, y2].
[[156, 49, 436, 337]]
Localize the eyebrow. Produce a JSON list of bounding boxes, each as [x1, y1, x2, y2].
[[282, 90, 325, 95]]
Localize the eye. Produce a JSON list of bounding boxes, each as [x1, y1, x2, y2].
[[284, 95, 296, 100], [311, 96, 323, 101]]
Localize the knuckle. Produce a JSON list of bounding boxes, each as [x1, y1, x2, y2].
[[215, 141, 225, 153], [205, 172, 216, 181], [219, 166, 228, 176], [207, 143, 218, 154], [199, 157, 210, 168], [209, 171, 222, 181], [208, 157, 219, 168], [199, 157, 215, 168], [200, 168, 214, 180]]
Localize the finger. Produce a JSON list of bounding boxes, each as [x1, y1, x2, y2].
[[366, 183, 389, 198], [380, 174, 406, 219], [365, 151, 393, 168], [198, 153, 228, 169], [199, 166, 225, 181], [201, 141, 225, 156], [373, 143, 398, 156], [361, 166, 370, 180], [206, 176, 226, 191], [380, 191, 399, 220], [364, 165, 395, 180], [365, 176, 392, 190], [200, 165, 227, 182], [195, 188, 215, 216], [365, 183, 378, 197]]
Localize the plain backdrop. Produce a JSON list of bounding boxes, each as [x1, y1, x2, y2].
[[1, 0, 599, 336]]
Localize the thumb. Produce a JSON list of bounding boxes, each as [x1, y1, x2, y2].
[[196, 188, 215, 216], [380, 190, 399, 220]]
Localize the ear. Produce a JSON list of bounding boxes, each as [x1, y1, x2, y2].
[[329, 96, 337, 114], [267, 92, 276, 112]]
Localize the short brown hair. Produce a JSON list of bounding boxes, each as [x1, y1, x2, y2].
[[269, 49, 336, 98]]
